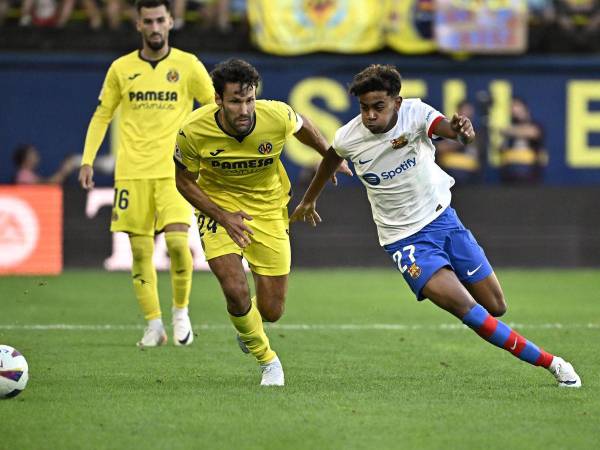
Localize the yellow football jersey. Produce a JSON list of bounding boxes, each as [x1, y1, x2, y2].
[[82, 48, 214, 180], [174, 100, 301, 218]]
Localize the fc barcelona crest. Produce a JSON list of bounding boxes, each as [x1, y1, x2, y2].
[[166, 69, 180, 83], [258, 142, 273, 154], [408, 263, 422, 279], [391, 135, 408, 149]]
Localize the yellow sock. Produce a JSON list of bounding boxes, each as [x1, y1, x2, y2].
[[130, 235, 160, 321], [165, 231, 192, 309], [229, 302, 276, 364]]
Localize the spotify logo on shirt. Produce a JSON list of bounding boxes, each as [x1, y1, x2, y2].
[[362, 173, 381, 186]]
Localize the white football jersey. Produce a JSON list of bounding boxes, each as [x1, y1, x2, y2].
[[333, 98, 455, 246]]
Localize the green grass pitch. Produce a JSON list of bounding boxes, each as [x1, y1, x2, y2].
[[1, 269, 599, 449]]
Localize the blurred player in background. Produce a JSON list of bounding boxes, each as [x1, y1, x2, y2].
[[435, 100, 482, 185], [79, 0, 214, 347], [174, 58, 351, 386], [292, 64, 581, 388], [499, 97, 546, 184], [12, 143, 79, 184]]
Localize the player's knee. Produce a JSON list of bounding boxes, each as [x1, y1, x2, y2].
[[260, 304, 284, 323], [130, 237, 153, 263], [166, 241, 185, 258], [258, 296, 285, 322], [488, 294, 507, 317], [223, 284, 249, 304]]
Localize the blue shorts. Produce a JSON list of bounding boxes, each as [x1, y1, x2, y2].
[[383, 207, 493, 301]]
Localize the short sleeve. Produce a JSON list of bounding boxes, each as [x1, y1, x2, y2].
[[418, 101, 445, 139], [332, 127, 348, 158], [273, 101, 301, 138], [174, 127, 200, 173]]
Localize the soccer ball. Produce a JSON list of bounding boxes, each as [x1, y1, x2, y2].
[[0, 345, 29, 399]]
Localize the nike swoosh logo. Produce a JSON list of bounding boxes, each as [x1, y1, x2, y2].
[[358, 159, 373, 164], [509, 338, 518, 350], [128, 73, 141, 80], [210, 149, 225, 156], [178, 331, 191, 344], [467, 264, 483, 276]]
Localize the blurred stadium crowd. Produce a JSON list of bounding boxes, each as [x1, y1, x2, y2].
[[0, 0, 599, 53], [3, 0, 600, 188]]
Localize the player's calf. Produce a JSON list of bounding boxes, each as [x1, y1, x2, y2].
[[462, 304, 582, 387]]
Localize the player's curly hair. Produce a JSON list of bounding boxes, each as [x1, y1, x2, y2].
[[348, 64, 402, 97], [135, 0, 170, 12], [210, 59, 261, 99]]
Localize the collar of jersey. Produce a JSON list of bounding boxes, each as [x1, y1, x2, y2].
[[214, 110, 257, 143], [137, 47, 171, 69]]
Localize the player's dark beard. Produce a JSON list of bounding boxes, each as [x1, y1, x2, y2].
[[226, 112, 253, 135], [146, 33, 165, 51]]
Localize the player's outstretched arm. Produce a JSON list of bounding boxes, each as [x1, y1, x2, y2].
[[433, 114, 475, 145], [294, 114, 353, 185], [175, 165, 253, 248], [290, 147, 344, 226]]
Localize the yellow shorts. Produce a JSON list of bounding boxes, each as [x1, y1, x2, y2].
[[110, 178, 192, 236], [198, 207, 291, 276]]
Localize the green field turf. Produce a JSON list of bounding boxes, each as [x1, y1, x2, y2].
[[1, 269, 599, 450]]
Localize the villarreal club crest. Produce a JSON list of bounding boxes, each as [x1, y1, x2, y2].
[[258, 142, 273, 155], [166, 69, 180, 83]]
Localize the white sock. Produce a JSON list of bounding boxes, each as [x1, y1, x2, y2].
[[172, 306, 189, 319], [148, 318, 164, 331]]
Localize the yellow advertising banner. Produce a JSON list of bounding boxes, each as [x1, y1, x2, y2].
[[385, 0, 437, 54], [247, 0, 385, 55]]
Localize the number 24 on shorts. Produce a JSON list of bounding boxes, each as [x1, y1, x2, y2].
[[197, 214, 217, 237], [392, 245, 416, 273]]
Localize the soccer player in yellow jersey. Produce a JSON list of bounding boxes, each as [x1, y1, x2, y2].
[[174, 59, 352, 386], [78, 0, 214, 347]]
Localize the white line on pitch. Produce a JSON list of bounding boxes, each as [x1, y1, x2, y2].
[[0, 323, 598, 331]]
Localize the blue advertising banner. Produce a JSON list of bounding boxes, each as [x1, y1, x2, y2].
[[1, 53, 600, 185]]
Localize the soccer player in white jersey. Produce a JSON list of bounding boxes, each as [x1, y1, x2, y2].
[[291, 64, 581, 388]]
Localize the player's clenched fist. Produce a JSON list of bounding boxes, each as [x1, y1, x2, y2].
[[450, 113, 475, 144]]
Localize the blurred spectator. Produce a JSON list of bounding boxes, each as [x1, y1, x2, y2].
[[499, 98, 547, 184], [551, 0, 600, 52], [12, 144, 79, 184], [172, 0, 232, 32], [0, 0, 9, 26], [105, 0, 135, 30], [528, 0, 555, 51], [19, 0, 62, 26], [435, 100, 482, 185], [19, 0, 102, 29]]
